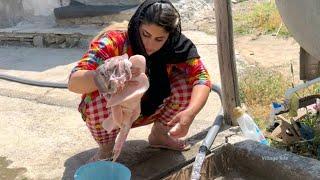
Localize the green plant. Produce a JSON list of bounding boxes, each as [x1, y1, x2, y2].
[[295, 115, 320, 159], [300, 112, 319, 128], [239, 66, 290, 128], [234, 1, 290, 36], [296, 84, 320, 99], [238, 64, 320, 160]]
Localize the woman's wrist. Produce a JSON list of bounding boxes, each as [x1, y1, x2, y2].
[[180, 107, 196, 126], [185, 106, 197, 118], [68, 70, 98, 94]]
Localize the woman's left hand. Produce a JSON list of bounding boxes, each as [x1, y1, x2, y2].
[[167, 108, 196, 138]]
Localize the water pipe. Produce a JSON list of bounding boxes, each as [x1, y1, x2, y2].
[[0, 73, 68, 88], [201, 84, 224, 151], [285, 76, 320, 101], [191, 84, 224, 180], [268, 77, 320, 124]]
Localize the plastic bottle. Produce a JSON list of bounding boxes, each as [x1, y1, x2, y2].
[[269, 102, 286, 122], [233, 107, 269, 145], [268, 102, 286, 130]]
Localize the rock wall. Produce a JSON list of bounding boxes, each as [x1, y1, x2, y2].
[[0, 0, 216, 34]]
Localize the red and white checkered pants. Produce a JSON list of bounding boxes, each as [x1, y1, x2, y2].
[[78, 70, 192, 145]]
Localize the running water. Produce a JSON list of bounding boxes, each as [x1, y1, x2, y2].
[[190, 150, 206, 180]]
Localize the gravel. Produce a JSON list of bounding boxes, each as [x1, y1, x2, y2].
[[173, 0, 216, 34]]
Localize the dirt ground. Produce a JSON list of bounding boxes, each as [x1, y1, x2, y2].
[[231, 0, 301, 82], [235, 34, 300, 81], [182, 0, 301, 82]]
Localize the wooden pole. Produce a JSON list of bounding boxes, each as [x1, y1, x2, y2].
[[213, 0, 240, 125]]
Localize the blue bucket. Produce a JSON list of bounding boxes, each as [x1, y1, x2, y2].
[[74, 161, 131, 180]]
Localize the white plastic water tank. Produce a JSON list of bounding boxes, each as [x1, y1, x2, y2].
[[276, 0, 320, 60]]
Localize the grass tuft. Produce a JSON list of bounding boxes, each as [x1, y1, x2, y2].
[[234, 1, 290, 37], [239, 66, 291, 129]]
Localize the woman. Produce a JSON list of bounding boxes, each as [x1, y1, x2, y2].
[[68, 0, 211, 162]]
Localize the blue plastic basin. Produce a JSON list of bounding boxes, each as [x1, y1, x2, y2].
[[74, 161, 131, 180]]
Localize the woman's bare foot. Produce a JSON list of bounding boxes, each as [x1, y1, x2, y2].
[[148, 121, 190, 151], [87, 143, 114, 163]]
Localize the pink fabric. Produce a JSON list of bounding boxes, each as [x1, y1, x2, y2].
[[101, 55, 149, 161]]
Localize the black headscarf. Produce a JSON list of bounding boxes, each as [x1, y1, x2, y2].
[[128, 0, 200, 116]]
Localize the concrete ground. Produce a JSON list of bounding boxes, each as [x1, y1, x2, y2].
[[0, 31, 242, 179]]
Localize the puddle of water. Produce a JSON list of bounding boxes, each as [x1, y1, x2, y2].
[[0, 156, 27, 180]]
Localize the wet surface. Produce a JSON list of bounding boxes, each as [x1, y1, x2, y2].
[[165, 141, 320, 180], [214, 170, 262, 180], [0, 157, 27, 180]]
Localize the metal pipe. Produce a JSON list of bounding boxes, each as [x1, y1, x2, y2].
[[201, 109, 223, 151], [201, 84, 224, 151], [191, 84, 224, 180]]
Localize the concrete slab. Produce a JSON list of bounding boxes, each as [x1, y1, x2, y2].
[[0, 46, 84, 83], [0, 92, 241, 180], [0, 31, 233, 179], [0, 31, 217, 83], [165, 140, 320, 180]]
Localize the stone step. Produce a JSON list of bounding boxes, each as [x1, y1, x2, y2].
[[0, 25, 97, 48], [0, 3, 134, 49], [0, 24, 216, 50], [0, 21, 130, 49], [0, 0, 217, 48]]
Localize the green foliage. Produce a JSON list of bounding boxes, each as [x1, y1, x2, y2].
[[234, 1, 290, 37], [239, 66, 290, 128], [239, 66, 290, 106], [298, 84, 320, 98], [238, 63, 320, 160], [301, 112, 319, 129]]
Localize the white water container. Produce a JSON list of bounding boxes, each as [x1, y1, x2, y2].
[[233, 107, 269, 145]]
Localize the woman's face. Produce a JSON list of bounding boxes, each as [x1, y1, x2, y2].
[[139, 23, 169, 56]]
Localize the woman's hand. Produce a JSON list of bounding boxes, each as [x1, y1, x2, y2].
[[167, 85, 211, 138], [167, 108, 196, 138]]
